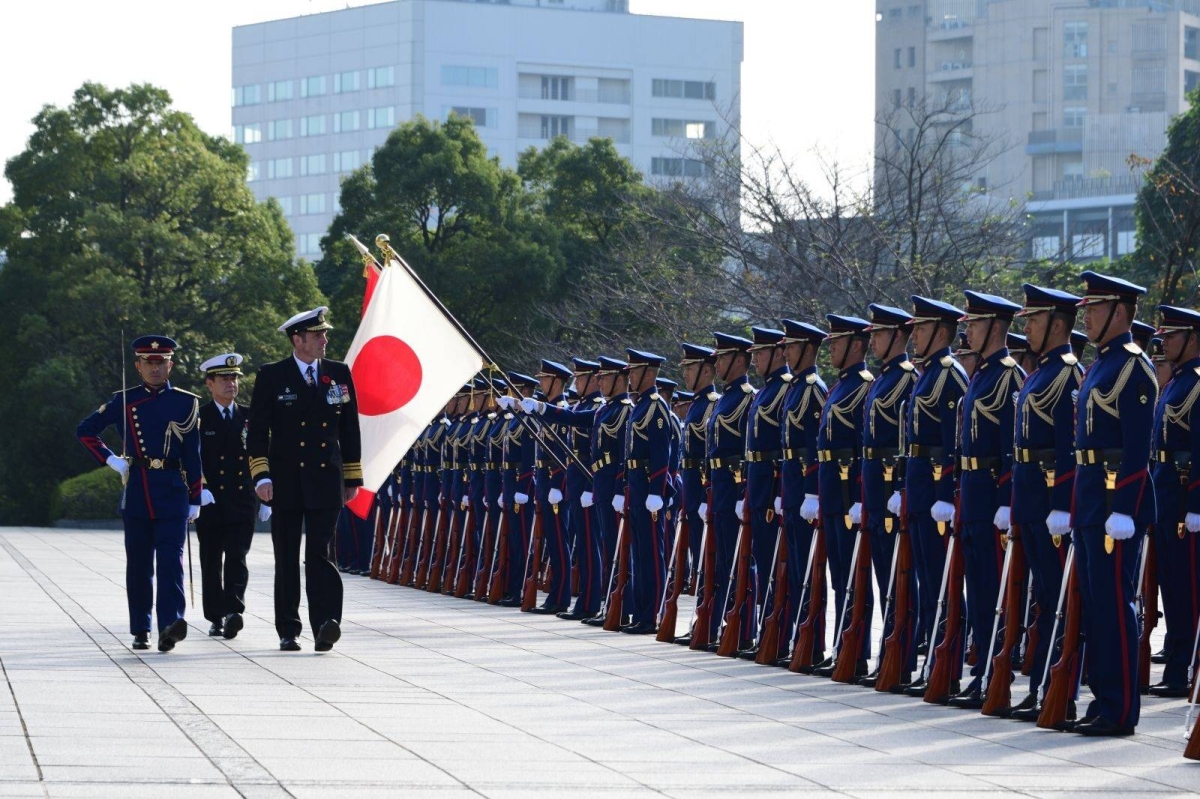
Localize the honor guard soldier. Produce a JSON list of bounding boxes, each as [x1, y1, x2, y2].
[[1071, 330, 1091, 363], [249, 307, 362, 652], [462, 378, 491, 591], [1150, 337, 1173, 390], [196, 353, 263, 640], [1008, 332, 1038, 376], [956, 331, 980, 377], [1071, 271, 1157, 735], [497, 373, 538, 605], [522, 360, 573, 614], [742, 326, 792, 652], [1132, 320, 1157, 352], [777, 320, 828, 665], [1149, 305, 1200, 698], [562, 359, 605, 619], [655, 377, 684, 539], [1008, 286, 1085, 720], [861, 305, 918, 686], [476, 377, 509, 597], [948, 291, 1024, 709], [812, 315, 872, 678], [679, 343, 719, 591], [77, 335, 203, 651], [703, 333, 756, 643], [899, 297, 968, 694]]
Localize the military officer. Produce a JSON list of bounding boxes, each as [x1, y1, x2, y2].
[[1008, 285, 1085, 720], [249, 307, 362, 652], [76, 335, 203, 651], [1148, 305, 1200, 698], [497, 373, 539, 605], [195, 353, 263, 640], [1070, 271, 1157, 735], [475, 377, 509, 598], [679, 343, 719, 591], [522, 360, 573, 614], [562, 359, 605, 619]]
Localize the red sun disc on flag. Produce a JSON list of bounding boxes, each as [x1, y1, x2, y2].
[[351, 336, 422, 416]]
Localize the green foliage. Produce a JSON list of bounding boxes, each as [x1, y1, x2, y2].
[[54, 468, 122, 521], [0, 83, 325, 523]]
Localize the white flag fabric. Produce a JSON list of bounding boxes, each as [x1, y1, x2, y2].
[[343, 259, 482, 515]]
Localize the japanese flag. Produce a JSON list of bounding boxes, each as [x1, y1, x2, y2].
[[343, 251, 482, 517]]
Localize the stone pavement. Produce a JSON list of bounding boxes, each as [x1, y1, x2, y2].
[[0, 527, 1196, 798]]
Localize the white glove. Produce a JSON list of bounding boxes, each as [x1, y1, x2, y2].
[[887, 491, 902, 517], [799, 494, 820, 522], [646, 495, 664, 513], [187, 505, 201, 522], [386, 485, 394, 499], [848, 502, 862, 525], [931, 500, 955, 525], [1187, 513, 1200, 534], [258, 504, 272, 522], [496, 396, 516, 410], [699, 502, 708, 521], [200, 489, 216, 507], [548, 488, 563, 505], [438, 493, 444, 504], [519, 398, 544, 415], [581, 491, 594, 508], [514, 492, 529, 505], [460, 496, 469, 511], [612, 495, 625, 513], [993, 505, 1011, 532], [735, 499, 746, 521], [774, 497, 783, 516], [498, 497, 505, 509], [483, 498, 490, 509], [1046, 510, 1072, 537], [1105, 512, 1136, 541], [106, 454, 129, 480]]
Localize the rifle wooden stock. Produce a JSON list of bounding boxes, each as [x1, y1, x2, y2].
[[1038, 545, 1081, 729], [369, 505, 390, 579], [401, 507, 430, 587], [382, 502, 405, 581], [1020, 581, 1039, 676], [876, 524, 914, 692], [715, 510, 753, 657], [1137, 533, 1158, 691], [688, 516, 717, 650], [925, 529, 965, 704], [1186, 710, 1200, 761], [423, 504, 452, 592], [789, 518, 828, 672], [603, 514, 630, 630], [1186, 626, 1200, 760], [386, 502, 415, 584], [832, 528, 872, 683], [453, 508, 479, 598], [473, 507, 496, 600], [442, 506, 471, 595], [656, 513, 690, 642], [521, 504, 545, 611], [486, 509, 511, 604], [982, 528, 1026, 716], [755, 527, 789, 665]]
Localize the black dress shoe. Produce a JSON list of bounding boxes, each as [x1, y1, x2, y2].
[[947, 684, 984, 709], [280, 637, 301, 651], [1008, 692, 1039, 722], [497, 597, 521, 607], [582, 614, 606, 626], [1151, 647, 1168, 665], [735, 647, 759, 661], [1053, 702, 1082, 731], [620, 621, 657, 635], [528, 604, 569, 615], [158, 619, 188, 652], [315, 620, 341, 652], [673, 635, 693, 646], [1074, 717, 1134, 737], [222, 613, 243, 640], [916, 641, 928, 657], [463, 593, 475, 601], [556, 610, 589, 620], [900, 677, 928, 697], [1148, 681, 1190, 698], [207, 622, 224, 636], [132, 633, 150, 650], [705, 642, 720, 652], [858, 667, 882, 688], [811, 657, 841, 678]]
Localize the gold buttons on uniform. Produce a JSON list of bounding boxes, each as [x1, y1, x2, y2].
[[322, 422, 328, 428], [300, 462, 305, 467], [301, 422, 306, 427], [321, 443, 327, 448], [300, 442, 306, 447]]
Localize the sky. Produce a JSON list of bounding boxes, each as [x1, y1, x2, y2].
[[0, 0, 876, 205]]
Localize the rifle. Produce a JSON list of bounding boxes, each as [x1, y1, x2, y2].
[[687, 510, 717, 650], [789, 516, 827, 672], [422, 501, 451, 591], [656, 511, 690, 642], [602, 511, 631, 630], [1019, 579, 1039, 676], [1183, 616, 1200, 760], [521, 503, 545, 611], [924, 513, 966, 704], [485, 507, 511, 603], [754, 527, 789, 665], [982, 524, 1026, 716], [831, 526, 872, 683], [453, 507, 480, 598], [400, 507, 429, 586], [380, 500, 404, 582], [473, 506, 497, 600], [1038, 544, 1082, 729], [439, 502, 470, 595], [1136, 532, 1158, 692], [876, 503, 914, 691], [386, 500, 415, 584], [715, 496, 753, 657], [369, 502, 390, 579]]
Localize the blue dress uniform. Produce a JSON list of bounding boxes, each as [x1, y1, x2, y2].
[[532, 360, 574, 613], [816, 315, 873, 664], [77, 335, 201, 648], [705, 333, 756, 639], [902, 297, 968, 657], [745, 328, 792, 613], [1011, 285, 1084, 709], [680, 343, 719, 583], [564, 360, 605, 618], [421, 411, 450, 581], [464, 379, 492, 588], [953, 291, 1024, 703], [500, 373, 539, 603], [778, 320, 828, 656], [477, 378, 509, 592], [1072, 272, 1158, 735], [1150, 305, 1200, 694], [861, 305, 919, 677]]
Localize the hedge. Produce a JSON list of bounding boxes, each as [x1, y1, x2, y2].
[[54, 468, 123, 521]]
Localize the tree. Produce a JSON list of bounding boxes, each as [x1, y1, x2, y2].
[[0, 83, 323, 523]]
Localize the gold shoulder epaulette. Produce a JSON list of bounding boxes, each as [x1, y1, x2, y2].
[[859, 369, 875, 381], [940, 355, 954, 368], [173, 387, 201, 399], [781, 373, 794, 383], [621, 397, 634, 405], [1062, 353, 1079, 366], [741, 382, 756, 394], [707, 391, 721, 401], [1124, 342, 1144, 355], [900, 361, 916, 372], [805, 373, 818, 385], [650, 391, 661, 401], [1000, 356, 1017, 368]]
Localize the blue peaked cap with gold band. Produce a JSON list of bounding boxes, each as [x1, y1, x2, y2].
[[131, 335, 178, 361], [1016, 284, 1081, 316], [1077, 270, 1147, 306], [1071, 330, 1090, 355], [1006, 333, 1029, 354], [748, 326, 785, 350], [712, 332, 752, 353], [680, 342, 716, 364], [571, 357, 601, 373], [865, 304, 913, 331], [910, 295, 963, 324], [1157, 305, 1200, 333], [960, 290, 1022, 321], [538, 360, 573, 380], [626, 348, 666, 367], [506, 371, 540, 388], [824, 314, 870, 340], [1132, 320, 1157, 348], [655, 377, 678, 393], [597, 356, 629, 373], [781, 319, 826, 343], [675, 389, 695, 403]]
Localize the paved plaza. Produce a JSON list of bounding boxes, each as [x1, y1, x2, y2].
[[0, 527, 1196, 798]]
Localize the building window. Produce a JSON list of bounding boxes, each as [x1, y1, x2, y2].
[[1063, 64, 1088, 100], [334, 71, 360, 94], [267, 158, 293, 179], [275, 196, 293, 216], [333, 150, 362, 173], [651, 118, 715, 139], [300, 115, 326, 137], [1187, 70, 1200, 95], [267, 80, 293, 102], [299, 193, 326, 215], [1064, 21, 1088, 59], [541, 75, 573, 100], [333, 110, 360, 133], [1063, 106, 1086, 129], [297, 233, 322, 256], [367, 66, 395, 89], [234, 124, 262, 144], [267, 119, 293, 141], [299, 154, 326, 176], [892, 89, 902, 109], [300, 76, 327, 98], [541, 115, 572, 138], [1073, 232, 1105, 259], [232, 84, 261, 107], [1062, 161, 1085, 183], [894, 48, 902, 69], [448, 107, 497, 128], [1032, 236, 1060, 260], [907, 87, 916, 108], [366, 106, 395, 130], [888, 7, 902, 20], [908, 46, 916, 67], [651, 79, 716, 100], [247, 162, 261, 182], [651, 157, 706, 178], [1117, 230, 1137, 255], [441, 65, 497, 88], [1187, 27, 1200, 61]]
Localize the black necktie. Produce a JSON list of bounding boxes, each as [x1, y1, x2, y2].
[[223, 407, 232, 423], [306, 364, 316, 387]]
